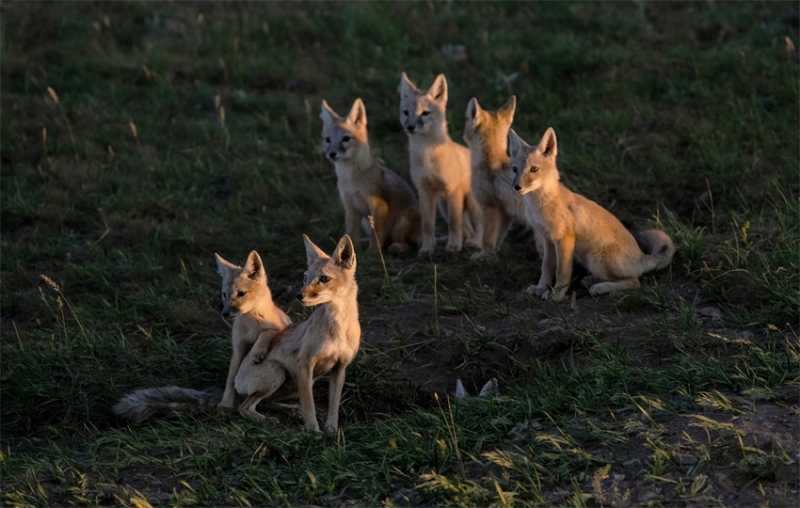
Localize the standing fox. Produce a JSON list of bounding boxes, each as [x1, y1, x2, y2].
[[112, 250, 290, 422], [508, 127, 675, 301], [320, 99, 421, 255], [463, 95, 526, 259], [398, 72, 482, 255], [234, 234, 360, 433]]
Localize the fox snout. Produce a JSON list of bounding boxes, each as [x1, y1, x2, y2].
[[327, 151, 337, 160], [221, 306, 239, 318], [295, 292, 303, 302], [406, 125, 415, 133]]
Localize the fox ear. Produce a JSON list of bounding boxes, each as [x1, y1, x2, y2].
[[244, 250, 265, 280], [332, 234, 356, 271], [215, 253, 238, 277], [507, 129, 528, 159], [398, 72, 417, 96], [466, 97, 483, 124], [537, 127, 557, 158], [498, 95, 516, 123], [429, 74, 448, 103], [320, 100, 338, 127], [303, 234, 329, 266], [346, 98, 367, 128]]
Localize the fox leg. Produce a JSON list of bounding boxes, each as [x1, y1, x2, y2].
[[527, 231, 555, 298], [324, 365, 346, 433], [464, 192, 483, 249], [388, 215, 414, 255], [550, 235, 576, 301], [366, 198, 390, 252], [446, 190, 465, 252], [589, 277, 640, 296], [237, 360, 286, 421], [343, 202, 363, 247], [471, 205, 499, 260], [494, 210, 514, 250], [219, 338, 249, 409], [418, 189, 438, 256], [296, 361, 320, 432]]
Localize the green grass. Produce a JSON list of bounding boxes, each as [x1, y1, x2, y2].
[[2, 1, 798, 506]]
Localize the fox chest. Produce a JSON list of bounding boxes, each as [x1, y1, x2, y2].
[[310, 333, 360, 378]]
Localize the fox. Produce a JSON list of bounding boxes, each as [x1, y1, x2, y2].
[[320, 98, 421, 255], [508, 127, 675, 302], [233, 234, 360, 433], [112, 251, 291, 422], [463, 95, 526, 259], [398, 72, 482, 256]]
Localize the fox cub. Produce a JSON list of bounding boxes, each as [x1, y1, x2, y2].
[[509, 127, 675, 301], [321, 99, 421, 255], [234, 234, 360, 433], [399, 72, 482, 255], [112, 251, 290, 423], [214, 251, 292, 409], [463, 95, 526, 259]]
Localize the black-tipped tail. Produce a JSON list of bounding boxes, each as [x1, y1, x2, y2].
[[112, 386, 223, 423]]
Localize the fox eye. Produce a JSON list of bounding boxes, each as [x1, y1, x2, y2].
[[402, 109, 409, 116], [531, 166, 539, 173], [237, 291, 247, 297], [511, 166, 518, 173], [421, 111, 430, 116], [324, 137, 330, 143], [342, 135, 351, 142], [319, 275, 331, 283]]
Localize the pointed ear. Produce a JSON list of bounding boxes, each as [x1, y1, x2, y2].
[[465, 97, 483, 124], [303, 234, 328, 266], [498, 95, 516, 123], [537, 127, 557, 158], [345, 98, 367, 128], [244, 250, 265, 280], [428, 74, 448, 103], [319, 100, 338, 127], [398, 72, 416, 96], [507, 128, 528, 159], [332, 234, 356, 270], [214, 253, 238, 277]]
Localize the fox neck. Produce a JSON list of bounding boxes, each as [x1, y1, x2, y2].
[[523, 170, 561, 206], [241, 287, 277, 324], [472, 131, 509, 170], [408, 119, 450, 148], [316, 281, 359, 336], [333, 144, 372, 174]]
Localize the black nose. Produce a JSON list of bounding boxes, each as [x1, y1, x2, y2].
[[514, 185, 521, 191], [296, 293, 303, 302], [328, 152, 336, 159], [222, 310, 231, 318], [406, 125, 415, 132]]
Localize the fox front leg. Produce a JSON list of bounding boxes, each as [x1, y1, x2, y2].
[[343, 201, 363, 247], [296, 361, 320, 432], [550, 235, 575, 302], [324, 365, 346, 433], [219, 337, 250, 409]]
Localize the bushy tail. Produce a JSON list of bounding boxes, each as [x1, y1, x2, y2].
[[635, 229, 676, 272], [112, 386, 222, 423]]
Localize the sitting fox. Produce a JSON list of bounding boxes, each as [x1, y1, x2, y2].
[[399, 72, 482, 255], [508, 127, 675, 301], [321, 99, 421, 255], [112, 250, 290, 422], [463, 95, 526, 259], [234, 234, 361, 433]]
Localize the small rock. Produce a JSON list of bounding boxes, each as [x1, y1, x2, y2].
[[697, 306, 723, 322], [612, 473, 626, 481], [712, 472, 735, 491], [674, 453, 698, 465], [623, 458, 642, 468], [577, 472, 588, 482]]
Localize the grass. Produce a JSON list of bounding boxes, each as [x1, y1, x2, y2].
[[2, 1, 799, 506]]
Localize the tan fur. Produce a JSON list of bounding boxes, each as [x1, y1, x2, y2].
[[320, 99, 421, 255], [463, 95, 526, 259], [398, 72, 482, 255], [509, 127, 675, 301], [214, 251, 292, 409], [234, 234, 360, 433]]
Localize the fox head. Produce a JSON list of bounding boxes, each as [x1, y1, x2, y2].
[[297, 234, 357, 306], [463, 95, 516, 155], [508, 127, 560, 195], [398, 72, 448, 136], [320, 99, 368, 163], [214, 251, 271, 319]]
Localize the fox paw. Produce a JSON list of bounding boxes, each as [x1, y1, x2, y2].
[[250, 350, 269, 365], [418, 246, 435, 257], [525, 284, 549, 299], [445, 242, 463, 252], [217, 400, 234, 410]]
